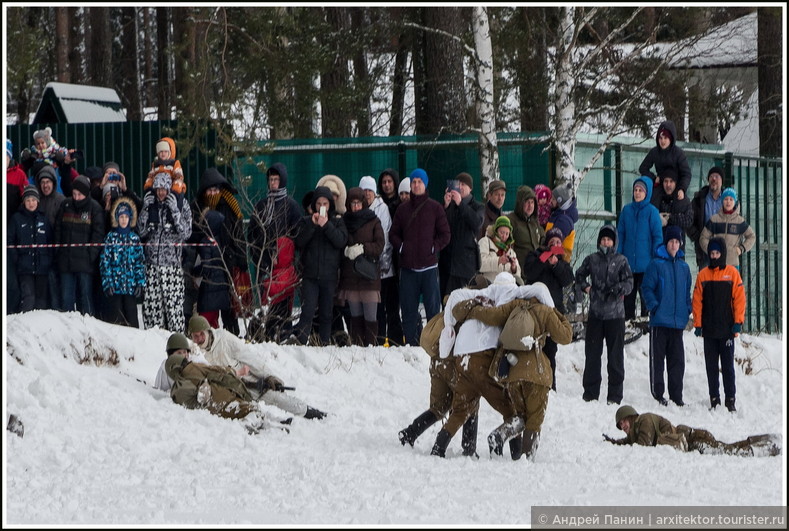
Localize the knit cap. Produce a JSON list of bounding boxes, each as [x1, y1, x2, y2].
[[398, 178, 411, 195], [115, 202, 132, 220], [707, 239, 723, 254], [721, 187, 738, 205], [35, 164, 57, 184], [544, 227, 564, 246], [153, 172, 172, 191], [707, 166, 725, 180], [359, 176, 377, 193], [455, 172, 473, 189], [552, 183, 573, 209], [409, 168, 428, 187], [156, 140, 170, 154], [494, 215, 513, 233], [22, 185, 40, 201], [633, 180, 648, 193], [664, 224, 683, 245], [487, 179, 506, 195], [534, 184, 551, 202], [72, 175, 91, 197]]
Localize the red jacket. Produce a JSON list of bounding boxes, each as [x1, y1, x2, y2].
[[7, 164, 28, 196], [261, 236, 298, 304]]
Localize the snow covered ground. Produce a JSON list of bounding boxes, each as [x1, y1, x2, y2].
[[3, 310, 786, 526]]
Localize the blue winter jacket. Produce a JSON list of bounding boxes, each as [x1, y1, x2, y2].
[[641, 245, 692, 329], [617, 176, 663, 273], [100, 229, 147, 295]]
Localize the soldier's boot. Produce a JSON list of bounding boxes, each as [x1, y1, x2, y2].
[[349, 316, 366, 346], [487, 416, 525, 457], [364, 320, 379, 346], [430, 429, 452, 458], [745, 434, 782, 457], [509, 435, 523, 461], [710, 396, 721, 409], [461, 414, 479, 458], [725, 396, 736, 412], [398, 410, 439, 447], [304, 407, 327, 420], [522, 429, 541, 461]]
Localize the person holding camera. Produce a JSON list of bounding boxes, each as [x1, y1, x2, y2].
[[98, 161, 142, 229]]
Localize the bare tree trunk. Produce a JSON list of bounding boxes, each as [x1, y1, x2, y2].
[[321, 7, 352, 138], [553, 6, 578, 189], [157, 7, 172, 119], [55, 8, 70, 82], [173, 7, 198, 114], [472, 6, 499, 187], [518, 7, 550, 131], [143, 8, 154, 109], [87, 7, 113, 88], [389, 34, 408, 137], [350, 7, 371, 137], [120, 7, 142, 120], [757, 7, 782, 157]]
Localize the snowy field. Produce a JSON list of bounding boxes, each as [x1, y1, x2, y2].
[[3, 310, 786, 526]]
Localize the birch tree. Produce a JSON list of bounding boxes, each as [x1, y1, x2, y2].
[[471, 6, 500, 189]]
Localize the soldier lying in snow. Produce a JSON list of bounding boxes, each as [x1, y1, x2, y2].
[[606, 405, 781, 457]]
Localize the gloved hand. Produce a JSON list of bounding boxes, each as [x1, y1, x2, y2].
[[143, 193, 155, 207], [134, 286, 142, 298], [165, 193, 179, 213], [694, 327, 703, 337], [344, 243, 364, 260], [197, 379, 212, 406], [731, 323, 742, 335], [266, 376, 285, 392], [452, 298, 480, 323], [104, 287, 114, 297], [20, 148, 33, 162], [603, 434, 619, 444], [660, 212, 670, 227]]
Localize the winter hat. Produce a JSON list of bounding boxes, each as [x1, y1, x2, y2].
[[707, 166, 725, 181], [707, 239, 723, 255], [22, 185, 40, 201], [359, 175, 377, 193], [6, 139, 12, 159], [311, 186, 335, 213], [534, 183, 552, 202], [102, 183, 118, 198], [346, 186, 367, 210], [72, 175, 91, 197], [455, 172, 473, 189], [633, 180, 648, 193], [486, 179, 506, 195], [660, 167, 678, 183], [156, 140, 170, 154], [664, 224, 683, 245], [597, 225, 617, 246], [552, 183, 573, 209], [544, 227, 564, 247], [267, 162, 288, 188], [398, 178, 411, 195], [153, 172, 172, 191], [33, 127, 52, 144], [657, 125, 673, 142], [103, 161, 121, 175], [494, 215, 513, 233], [721, 187, 738, 205], [409, 168, 428, 187], [35, 164, 57, 185], [84, 166, 103, 182], [115, 202, 132, 220]]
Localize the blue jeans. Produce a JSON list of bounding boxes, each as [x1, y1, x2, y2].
[[61, 272, 95, 316], [399, 267, 441, 346]]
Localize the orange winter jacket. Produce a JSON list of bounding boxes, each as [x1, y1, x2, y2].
[[692, 264, 745, 338]]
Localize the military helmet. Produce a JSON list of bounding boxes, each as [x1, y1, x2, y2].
[[166, 332, 191, 354], [188, 314, 211, 335], [615, 405, 639, 428], [165, 353, 188, 379]]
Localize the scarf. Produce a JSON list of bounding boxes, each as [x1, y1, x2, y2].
[[344, 208, 377, 234]]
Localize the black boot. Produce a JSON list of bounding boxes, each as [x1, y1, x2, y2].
[[487, 416, 525, 456], [509, 435, 523, 461], [364, 320, 379, 346], [522, 429, 540, 461], [398, 410, 439, 447], [349, 316, 365, 346], [461, 414, 479, 458], [431, 429, 452, 458], [304, 407, 327, 420], [710, 396, 721, 409], [725, 397, 736, 412]]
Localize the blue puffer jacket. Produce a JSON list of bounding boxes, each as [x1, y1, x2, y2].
[[617, 176, 663, 273], [100, 229, 147, 295], [641, 244, 692, 329]]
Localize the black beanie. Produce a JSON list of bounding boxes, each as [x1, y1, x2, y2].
[[72, 175, 92, 197], [597, 225, 617, 246]]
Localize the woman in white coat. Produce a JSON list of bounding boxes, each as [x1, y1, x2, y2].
[[478, 216, 522, 284]]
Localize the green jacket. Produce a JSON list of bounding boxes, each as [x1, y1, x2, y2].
[[617, 413, 686, 450]]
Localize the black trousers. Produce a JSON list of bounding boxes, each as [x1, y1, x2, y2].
[[106, 293, 140, 328], [582, 316, 625, 403], [377, 275, 404, 344], [649, 326, 686, 404]]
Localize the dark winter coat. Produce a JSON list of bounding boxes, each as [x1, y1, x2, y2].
[[339, 209, 385, 292], [439, 195, 484, 280], [193, 209, 232, 312], [478, 201, 502, 240], [575, 227, 634, 321], [545, 198, 579, 263], [617, 176, 663, 273], [652, 188, 694, 247], [8, 205, 54, 275], [294, 188, 348, 281], [508, 186, 544, 271], [193, 168, 247, 270], [638, 120, 692, 194], [54, 195, 105, 274], [688, 185, 720, 244], [641, 245, 692, 330], [389, 192, 450, 270], [523, 245, 575, 314], [7, 163, 27, 221], [138, 190, 193, 268]]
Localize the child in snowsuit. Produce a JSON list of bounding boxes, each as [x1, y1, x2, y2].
[[143, 137, 186, 196]]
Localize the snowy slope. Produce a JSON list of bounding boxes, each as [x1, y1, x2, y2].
[[3, 310, 786, 526]]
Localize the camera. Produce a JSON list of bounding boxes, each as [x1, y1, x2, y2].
[[446, 179, 460, 193], [108, 173, 121, 182]]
